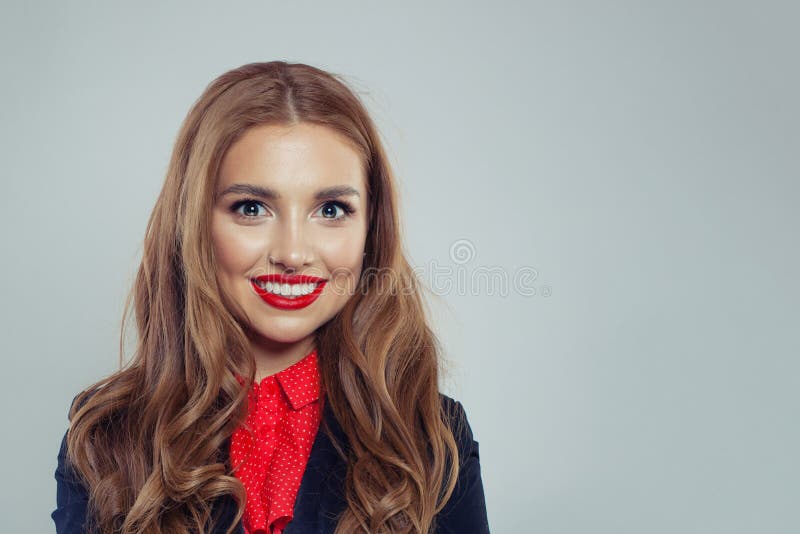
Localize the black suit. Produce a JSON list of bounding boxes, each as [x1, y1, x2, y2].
[[53, 394, 490, 533]]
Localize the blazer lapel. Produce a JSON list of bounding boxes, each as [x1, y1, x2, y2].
[[211, 398, 349, 534], [284, 397, 349, 533]]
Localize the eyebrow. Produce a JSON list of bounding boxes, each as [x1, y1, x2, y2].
[[217, 183, 361, 201]]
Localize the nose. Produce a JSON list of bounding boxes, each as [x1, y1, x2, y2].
[[267, 217, 313, 273]]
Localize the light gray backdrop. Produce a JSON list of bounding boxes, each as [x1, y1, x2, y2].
[[1, 1, 798, 532]]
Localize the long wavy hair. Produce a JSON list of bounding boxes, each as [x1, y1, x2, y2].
[[66, 61, 460, 533]]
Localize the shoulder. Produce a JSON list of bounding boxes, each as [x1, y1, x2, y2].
[[57, 390, 94, 472], [52, 393, 93, 533], [68, 388, 98, 418], [434, 393, 490, 532], [437, 392, 469, 422], [438, 393, 477, 458]]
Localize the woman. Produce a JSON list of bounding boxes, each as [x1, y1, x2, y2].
[[53, 61, 489, 534]]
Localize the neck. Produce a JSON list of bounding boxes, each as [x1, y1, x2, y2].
[[248, 333, 316, 381]]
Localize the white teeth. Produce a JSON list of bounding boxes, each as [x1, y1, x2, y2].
[[256, 280, 319, 297]]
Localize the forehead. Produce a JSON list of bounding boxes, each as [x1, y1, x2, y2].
[[217, 122, 366, 196]]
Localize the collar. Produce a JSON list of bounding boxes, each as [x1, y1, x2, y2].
[[272, 348, 322, 410]]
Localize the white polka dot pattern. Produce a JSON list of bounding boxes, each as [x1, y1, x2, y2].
[[230, 349, 324, 534]]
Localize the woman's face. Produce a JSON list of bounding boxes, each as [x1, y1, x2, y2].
[[211, 122, 368, 354]]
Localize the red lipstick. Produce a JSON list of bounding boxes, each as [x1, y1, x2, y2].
[[250, 273, 327, 310]]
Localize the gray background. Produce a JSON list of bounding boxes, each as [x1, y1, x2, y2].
[[1, 1, 798, 532]]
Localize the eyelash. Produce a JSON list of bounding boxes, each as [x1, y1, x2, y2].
[[228, 198, 356, 222]]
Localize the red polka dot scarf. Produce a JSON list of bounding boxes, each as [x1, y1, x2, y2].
[[230, 348, 324, 534]]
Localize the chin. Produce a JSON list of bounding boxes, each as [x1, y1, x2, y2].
[[249, 320, 318, 345]]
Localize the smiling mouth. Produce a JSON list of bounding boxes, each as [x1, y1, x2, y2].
[[251, 280, 322, 298]]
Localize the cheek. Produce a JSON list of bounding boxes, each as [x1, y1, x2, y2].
[[318, 233, 366, 290], [211, 219, 266, 277]]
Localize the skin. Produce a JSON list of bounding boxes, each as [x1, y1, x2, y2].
[[211, 122, 368, 380]]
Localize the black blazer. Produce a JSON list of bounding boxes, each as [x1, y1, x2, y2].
[[53, 394, 490, 533]]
